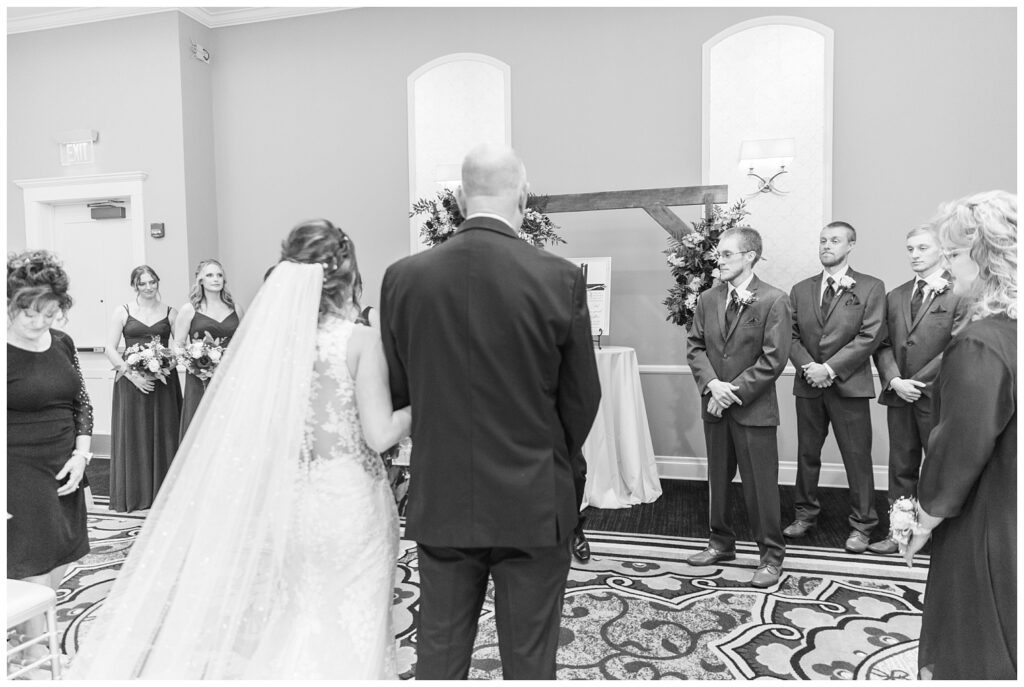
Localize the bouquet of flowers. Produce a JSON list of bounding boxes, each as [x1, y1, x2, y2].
[[116, 336, 177, 384], [177, 332, 225, 385], [663, 199, 750, 329], [410, 188, 566, 248], [888, 496, 921, 548]]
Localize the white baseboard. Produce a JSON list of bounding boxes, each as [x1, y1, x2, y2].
[[656, 455, 888, 489]]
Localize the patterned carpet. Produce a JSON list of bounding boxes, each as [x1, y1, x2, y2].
[[58, 496, 928, 679]]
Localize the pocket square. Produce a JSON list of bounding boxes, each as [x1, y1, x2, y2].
[[742, 318, 761, 327], [930, 306, 948, 314], [844, 295, 860, 306]]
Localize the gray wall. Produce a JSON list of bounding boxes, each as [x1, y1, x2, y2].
[[7, 7, 1016, 478]]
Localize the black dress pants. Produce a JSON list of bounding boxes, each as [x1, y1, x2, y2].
[[704, 416, 785, 566], [793, 390, 878, 534], [885, 397, 934, 502], [415, 539, 572, 680]]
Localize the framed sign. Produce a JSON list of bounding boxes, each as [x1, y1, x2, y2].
[[567, 257, 611, 336]]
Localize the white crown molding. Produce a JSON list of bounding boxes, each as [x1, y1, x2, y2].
[[179, 7, 351, 28], [7, 7, 174, 34], [13, 171, 149, 191], [7, 7, 352, 35]]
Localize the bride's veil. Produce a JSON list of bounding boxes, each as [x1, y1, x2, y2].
[[69, 261, 324, 679]]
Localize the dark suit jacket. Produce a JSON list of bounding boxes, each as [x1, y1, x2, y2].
[[687, 275, 792, 426], [380, 216, 601, 548], [789, 268, 886, 398], [874, 276, 967, 407]]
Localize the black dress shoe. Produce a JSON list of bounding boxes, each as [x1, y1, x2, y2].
[[749, 564, 782, 588], [686, 547, 736, 566], [845, 531, 869, 553], [868, 538, 900, 555], [572, 530, 591, 562], [783, 520, 815, 538]]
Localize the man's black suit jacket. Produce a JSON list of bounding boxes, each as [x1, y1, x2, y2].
[[687, 275, 792, 426], [874, 277, 967, 407], [380, 216, 601, 548], [789, 268, 886, 398]]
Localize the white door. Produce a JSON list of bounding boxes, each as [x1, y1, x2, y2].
[[50, 202, 135, 349], [48, 201, 137, 438]]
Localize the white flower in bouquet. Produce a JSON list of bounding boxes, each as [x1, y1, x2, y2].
[[888, 496, 919, 546], [147, 359, 161, 372], [684, 293, 698, 309], [126, 353, 141, 365], [208, 348, 222, 362], [142, 348, 156, 359], [188, 342, 205, 358]]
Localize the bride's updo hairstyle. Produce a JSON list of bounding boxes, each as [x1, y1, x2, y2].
[[280, 218, 362, 318]]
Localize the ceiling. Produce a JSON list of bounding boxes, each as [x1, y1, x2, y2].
[[6, 6, 352, 34]]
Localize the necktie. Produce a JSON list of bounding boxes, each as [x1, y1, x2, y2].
[[725, 292, 739, 330], [820, 277, 836, 317], [910, 280, 926, 321]]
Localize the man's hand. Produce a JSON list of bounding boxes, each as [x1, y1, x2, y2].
[[706, 396, 725, 417], [707, 379, 742, 408], [802, 362, 833, 387], [890, 378, 926, 403]]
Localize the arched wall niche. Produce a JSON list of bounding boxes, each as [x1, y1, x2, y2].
[[703, 17, 834, 291], [408, 53, 511, 253]]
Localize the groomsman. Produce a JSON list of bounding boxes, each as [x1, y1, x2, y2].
[[785, 221, 886, 553], [868, 225, 966, 554], [686, 227, 791, 587]]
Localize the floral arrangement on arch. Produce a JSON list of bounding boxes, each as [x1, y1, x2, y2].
[[663, 199, 750, 329], [410, 188, 566, 248]]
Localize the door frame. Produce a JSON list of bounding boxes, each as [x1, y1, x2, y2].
[[13, 171, 148, 265]]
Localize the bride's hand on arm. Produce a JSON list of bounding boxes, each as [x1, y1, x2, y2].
[[352, 328, 412, 452]]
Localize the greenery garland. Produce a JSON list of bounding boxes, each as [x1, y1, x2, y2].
[[663, 199, 750, 329], [410, 188, 565, 248]]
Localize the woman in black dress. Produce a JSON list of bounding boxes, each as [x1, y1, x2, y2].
[[7, 250, 93, 662], [903, 190, 1017, 679], [104, 266, 183, 512], [173, 259, 243, 440]]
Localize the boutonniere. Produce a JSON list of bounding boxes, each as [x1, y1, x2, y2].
[[932, 278, 950, 295], [837, 275, 856, 291], [733, 288, 757, 307]]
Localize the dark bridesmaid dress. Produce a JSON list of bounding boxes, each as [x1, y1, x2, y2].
[[178, 309, 239, 441], [109, 306, 183, 512], [7, 330, 93, 578]]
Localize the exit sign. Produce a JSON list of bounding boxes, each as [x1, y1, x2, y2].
[[60, 140, 94, 166]]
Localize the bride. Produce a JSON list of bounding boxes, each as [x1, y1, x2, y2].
[[69, 219, 411, 679]]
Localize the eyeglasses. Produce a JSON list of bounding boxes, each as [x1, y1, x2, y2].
[[718, 250, 754, 260]]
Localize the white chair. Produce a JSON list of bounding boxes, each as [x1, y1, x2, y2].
[[7, 578, 62, 680]]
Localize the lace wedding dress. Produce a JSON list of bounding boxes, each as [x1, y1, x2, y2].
[[69, 263, 399, 680], [245, 316, 399, 678]]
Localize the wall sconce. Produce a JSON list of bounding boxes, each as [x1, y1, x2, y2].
[[739, 138, 795, 196]]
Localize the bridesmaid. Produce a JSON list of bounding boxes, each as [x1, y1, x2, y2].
[[104, 266, 183, 512], [174, 259, 243, 440]]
